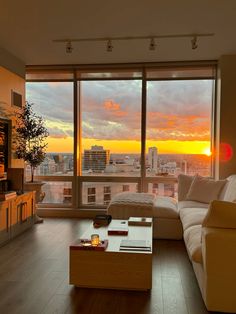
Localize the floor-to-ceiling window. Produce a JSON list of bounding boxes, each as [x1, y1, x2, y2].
[[78, 74, 142, 207], [26, 63, 216, 209]]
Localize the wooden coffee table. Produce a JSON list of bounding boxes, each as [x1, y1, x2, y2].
[[69, 219, 153, 290]]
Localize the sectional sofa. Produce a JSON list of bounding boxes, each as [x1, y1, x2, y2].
[[107, 174, 236, 313]]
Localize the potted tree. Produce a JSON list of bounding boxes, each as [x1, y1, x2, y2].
[[15, 101, 49, 222]]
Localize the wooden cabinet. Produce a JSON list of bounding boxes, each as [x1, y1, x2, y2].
[[0, 191, 35, 246], [0, 200, 10, 246]]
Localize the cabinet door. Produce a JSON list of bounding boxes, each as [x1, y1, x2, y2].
[[11, 193, 34, 238], [22, 192, 35, 220], [11, 195, 22, 226], [0, 201, 10, 246]]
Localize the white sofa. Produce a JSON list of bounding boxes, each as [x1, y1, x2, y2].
[[107, 174, 236, 313]]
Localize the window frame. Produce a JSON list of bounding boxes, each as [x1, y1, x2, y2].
[[26, 61, 217, 210]]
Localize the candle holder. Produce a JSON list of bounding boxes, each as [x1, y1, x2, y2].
[[91, 234, 100, 246]]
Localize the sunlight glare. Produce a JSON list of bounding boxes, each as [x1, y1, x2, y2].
[[203, 148, 212, 156]]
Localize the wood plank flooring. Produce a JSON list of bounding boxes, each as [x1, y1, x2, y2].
[[0, 218, 220, 314]]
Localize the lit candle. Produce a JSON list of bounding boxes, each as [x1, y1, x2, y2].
[[91, 234, 100, 246]]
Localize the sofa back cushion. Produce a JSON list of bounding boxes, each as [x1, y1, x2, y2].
[[178, 174, 195, 201], [221, 175, 236, 202], [186, 175, 227, 204]]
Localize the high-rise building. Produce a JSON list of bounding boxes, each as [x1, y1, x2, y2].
[[181, 160, 188, 174], [84, 145, 110, 172], [148, 147, 158, 172]]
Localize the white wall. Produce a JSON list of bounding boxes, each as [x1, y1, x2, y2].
[[217, 55, 236, 178]]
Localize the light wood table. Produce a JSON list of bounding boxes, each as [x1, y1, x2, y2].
[[69, 219, 153, 290]]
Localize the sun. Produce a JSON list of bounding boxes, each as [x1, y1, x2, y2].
[[203, 148, 212, 156]]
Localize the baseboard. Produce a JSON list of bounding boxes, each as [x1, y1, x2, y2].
[[37, 208, 106, 219]]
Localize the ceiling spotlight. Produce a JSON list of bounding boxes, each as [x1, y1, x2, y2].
[[191, 36, 198, 50], [149, 37, 156, 51], [107, 39, 113, 52], [66, 41, 73, 53]]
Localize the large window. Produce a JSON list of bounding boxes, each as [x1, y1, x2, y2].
[[26, 64, 216, 208]]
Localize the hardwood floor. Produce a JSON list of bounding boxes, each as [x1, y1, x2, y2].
[[0, 218, 219, 314]]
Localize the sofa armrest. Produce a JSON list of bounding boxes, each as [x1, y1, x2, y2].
[[202, 200, 236, 229], [201, 227, 236, 312]]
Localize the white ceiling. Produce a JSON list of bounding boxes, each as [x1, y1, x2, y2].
[[0, 0, 236, 65]]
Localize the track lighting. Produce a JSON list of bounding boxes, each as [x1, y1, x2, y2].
[[149, 38, 156, 51], [66, 41, 73, 53], [53, 32, 213, 54], [191, 36, 198, 50], [107, 39, 113, 52]]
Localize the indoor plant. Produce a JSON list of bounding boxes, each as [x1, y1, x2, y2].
[[15, 101, 48, 223], [15, 101, 48, 183]]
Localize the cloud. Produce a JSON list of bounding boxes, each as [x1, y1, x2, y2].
[[26, 79, 213, 142], [46, 125, 73, 139], [26, 82, 73, 123], [147, 80, 212, 116]]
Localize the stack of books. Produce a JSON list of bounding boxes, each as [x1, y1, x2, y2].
[[108, 221, 128, 235], [108, 226, 128, 235], [119, 239, 151, 251], [128, 217, 152, 226], [0, 191, 17, 201]]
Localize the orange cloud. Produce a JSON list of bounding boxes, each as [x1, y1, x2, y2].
[[103, 100, 128, 117], [104, 100, 120, 111], [147, 111, 210, 141]]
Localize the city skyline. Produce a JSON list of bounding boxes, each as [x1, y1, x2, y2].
[[33, 150, 211, 204]]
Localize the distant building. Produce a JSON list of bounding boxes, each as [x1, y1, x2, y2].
[[181, 160, 188, 174], [83, 145, 110, 172], [148, 147, 158, 172], [160, 161, 177, 175]]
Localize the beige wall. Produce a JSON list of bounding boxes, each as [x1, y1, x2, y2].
[[0, 66, 25, 168], [218, 55, 236, 178], [0, 46, 25, 78]]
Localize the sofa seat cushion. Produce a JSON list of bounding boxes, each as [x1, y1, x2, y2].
[[184, 225, 202, 263], [178, 200, 208, 210], [180, 207, 208, 231], [153, 196, 179, 219]]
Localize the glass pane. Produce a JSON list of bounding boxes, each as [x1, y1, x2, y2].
[[146, 66, 215, 79], [80, 80, 142, 176], [82, 182, 138, 205], [26, 82, 74, 176], [41, 181, 72, 204], [148, 181, 178, 198], [146, 80, 213, 177]]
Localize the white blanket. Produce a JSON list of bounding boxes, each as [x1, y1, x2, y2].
[[107, 192, 155, 219]]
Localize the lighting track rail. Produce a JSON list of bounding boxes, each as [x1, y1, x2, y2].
[[53, 33, 214, 53]]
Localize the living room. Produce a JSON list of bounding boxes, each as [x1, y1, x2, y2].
[[1, 1, 236, 313]]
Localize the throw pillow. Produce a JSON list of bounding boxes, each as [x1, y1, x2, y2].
[[202, 200, 236, 228], [186, 175, 227, 204], [178, 174, 195, 201]]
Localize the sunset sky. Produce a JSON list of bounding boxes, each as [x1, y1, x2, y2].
[[26, 79, 212, 155]]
